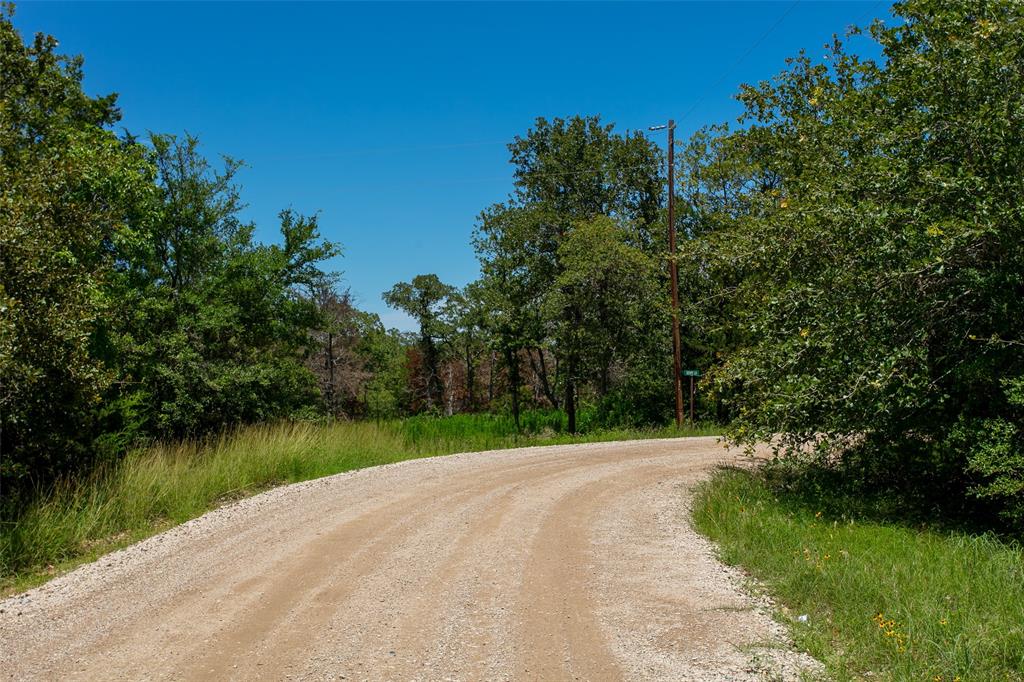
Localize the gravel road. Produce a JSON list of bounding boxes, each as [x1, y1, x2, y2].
[[1, 437, 819, 681]]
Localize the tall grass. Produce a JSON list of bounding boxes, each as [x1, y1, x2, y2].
[[1, 413, 717, 591], [693, 468, 1024, 681]]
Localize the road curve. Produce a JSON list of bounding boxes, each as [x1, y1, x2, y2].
[[1, 437, 817, 681]]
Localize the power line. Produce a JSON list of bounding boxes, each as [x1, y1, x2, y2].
[[676, 0, 802, 126], [856, 0, 887, 29], [330, 162, 664, 193], [259, 138, 509, 162], [257, 1, 805, 184]]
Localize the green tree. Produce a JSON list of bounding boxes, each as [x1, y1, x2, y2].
[[112, 134, 339, 437], [674, 124, 773, 422], [547, 216, 667, 426], [0, 5, 154, 494], [475, 115, 664, 431], [685, 0, 1024, 524], [474, 206, 542, 429], [383, 274, 457, 412], [351, 311, 412, 418], [447, 282, 490, 412]]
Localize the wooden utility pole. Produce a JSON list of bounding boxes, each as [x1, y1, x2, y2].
[[666, 120, 684, 427], [326, 331, 335, 415]]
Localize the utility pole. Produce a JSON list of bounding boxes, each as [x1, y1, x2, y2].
[[648, 121, 685, 427], [667, 120, 684, 427], [326, 331, 335, 415]]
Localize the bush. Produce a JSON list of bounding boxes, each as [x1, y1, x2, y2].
[[953, 376, 1024, 527]]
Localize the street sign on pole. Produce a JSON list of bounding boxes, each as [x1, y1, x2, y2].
[[681, 370, 701, 423]]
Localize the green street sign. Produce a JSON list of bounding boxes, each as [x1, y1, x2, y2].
[[681, 369, 701, 377]]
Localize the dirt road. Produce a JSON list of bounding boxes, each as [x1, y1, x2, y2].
[[1, 438, 817, 681]]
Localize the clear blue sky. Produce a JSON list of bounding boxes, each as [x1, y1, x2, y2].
[[13, 1, 889, 331]]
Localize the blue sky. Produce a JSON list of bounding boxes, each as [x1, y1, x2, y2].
[[13, 1, 889, 331]]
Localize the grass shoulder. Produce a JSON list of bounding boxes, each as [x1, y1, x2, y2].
[[692, 467, 1024, 681]]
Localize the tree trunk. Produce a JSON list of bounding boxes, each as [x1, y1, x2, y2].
[[505, 348, 521, 431], [529, 348, 560, 409], [565, 368, 576, 434], [326, 331, 335, 415], [423, 336, 441, 411], [465, 341, 475, 411]]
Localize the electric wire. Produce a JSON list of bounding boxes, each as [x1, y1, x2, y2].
[[675, 0, 801, 126]]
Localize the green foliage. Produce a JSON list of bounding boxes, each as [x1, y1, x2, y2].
[[548, 216, 668, 401], [352, 310, 412, 418], [682, 0, 1024, 523], [693, 468, 1024, 680], [111, 133, 338, 438], [508, 115, 663, 244], [0, 11, 340, 499], [383, 274, 458, 411], [953, 376, 1024, 525], [473, 116, 670, 431], [0, 4, 155, 492]]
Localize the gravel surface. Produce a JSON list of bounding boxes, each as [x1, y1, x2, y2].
[[0, 437, 820, 680]]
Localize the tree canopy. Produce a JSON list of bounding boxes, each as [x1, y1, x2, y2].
[[0, 7, 341, 500], [680, 0, 1024, 524]]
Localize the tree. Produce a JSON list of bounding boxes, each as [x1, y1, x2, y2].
[[508, 116, 663, 249], [111, 135, 339, 438], [1, 6, 342, 504], [475, 115, 664, 431], [0, 4, 154, 495], [547, 217, 668, 425], [684, 0, 1024, 524], [447, 282, 490, 412], [351, 312, 412, 418], [674, 124, 771, 422], [307, 285, 366, 416], [383, 274, 457, 412]]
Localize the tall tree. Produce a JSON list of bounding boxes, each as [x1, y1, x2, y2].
[[383, 274, 457, 412], [0, 5, 154, 494], [547, 217, 667, 425], [684, 0, 1024, 523], [474, 205, 548, 429], [1, 6, 342, 501], [447, 282, 490, 412], [475, 115, 663, 431], [112, 135, 339, 437]]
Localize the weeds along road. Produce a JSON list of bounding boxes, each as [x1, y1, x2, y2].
[[1, 438, 818, 681]]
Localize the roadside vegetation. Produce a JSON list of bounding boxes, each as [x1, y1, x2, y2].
[[1, 412, 715, 591], [687, 2, 1024, 675], [694, 468, 1024, 680]]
